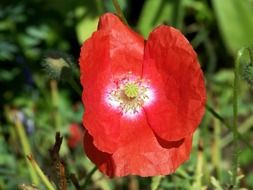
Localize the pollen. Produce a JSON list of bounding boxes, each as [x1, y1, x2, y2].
[[107, 75, 151, 115]]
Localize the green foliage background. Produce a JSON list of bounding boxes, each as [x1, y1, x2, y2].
[[0, 0, 253, 189]]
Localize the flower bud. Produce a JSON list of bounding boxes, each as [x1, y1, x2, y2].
[[42, 51, 73, 81], [240, 47, 253, 87]]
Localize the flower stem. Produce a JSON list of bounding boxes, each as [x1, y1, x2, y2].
[[67, 77, 82, 96], [27, 155, 56, 190], [112, 0, 128, 25], [213, 118, 222, 181], [82, 166, 97, 189], [231, 49, 244, 188], [50, 80, 61, 130]]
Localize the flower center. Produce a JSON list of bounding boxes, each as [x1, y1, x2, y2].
[[124, 82, 139, 98], [107, 75, 152, 115]]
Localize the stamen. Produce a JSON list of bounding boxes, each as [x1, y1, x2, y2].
[[107, 74, 151, 115]]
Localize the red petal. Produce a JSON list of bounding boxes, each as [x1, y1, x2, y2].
[[80, 30, 120, 153], [143, 25, 206, 141], [79, 13, 145, 153], [98, 13, 144, 77], [83, 113, 192, 177]]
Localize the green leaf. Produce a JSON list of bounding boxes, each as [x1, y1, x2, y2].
[[137, 0, 185, 38], [0, 41, 17, 60], [212, 0, 253, 54], [0, 68, 20, 81], [137, 0, 172, 37], [75, 7, 99, 44], [151, 176, 163, 190], [210, 176, 224, 190]]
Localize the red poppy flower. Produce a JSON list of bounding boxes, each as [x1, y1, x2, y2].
[[79, 13, 206, 177], [67, 123, 83, 148]]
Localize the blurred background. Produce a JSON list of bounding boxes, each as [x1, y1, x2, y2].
[[0, 0, 253, 189]]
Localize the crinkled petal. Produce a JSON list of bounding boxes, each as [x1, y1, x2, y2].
[[79, 13, 144, 153], [80, 31, 120, 153], [143, 25, 206, 141], [83, 112, 193, 177], [98, 13, 144, 77]]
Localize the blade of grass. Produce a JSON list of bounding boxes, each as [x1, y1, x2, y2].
[[222, 115, 253, 148], [191, 141, 204, 190], [27, 155, 56, 190], [212, 116, 222, 180], [205, 104, 253, 152], [10, 111, 40, 185], [112, 0, 128, 25], [151, 176, 163, 190]]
